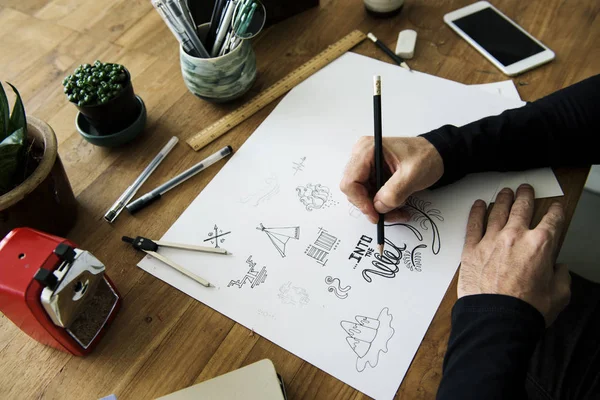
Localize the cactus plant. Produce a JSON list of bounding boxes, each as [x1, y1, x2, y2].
[[62, 60, 128, 107]]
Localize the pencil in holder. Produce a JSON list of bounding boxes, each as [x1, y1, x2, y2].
[[180, 23, 257, 103]]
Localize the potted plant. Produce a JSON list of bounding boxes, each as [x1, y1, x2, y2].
[[0, 82, 77, 239], [63, 60, 140, 135]]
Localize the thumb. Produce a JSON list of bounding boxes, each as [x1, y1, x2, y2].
[[373, 171, 412, 214]]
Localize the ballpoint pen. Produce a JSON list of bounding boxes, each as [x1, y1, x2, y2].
[[176, 0, 196, 31], [206, 0, 227, 49], [211, 0, 236, 57], [151, 0, 209, 58], [104, 136, 178, 223], [235, 2, 257, 38], [126, 146, 233, 214]]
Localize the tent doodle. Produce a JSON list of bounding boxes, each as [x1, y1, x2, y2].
[[257, 223, 300, 258]]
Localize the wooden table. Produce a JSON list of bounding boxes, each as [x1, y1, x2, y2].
[[0, 0, 597, 398]]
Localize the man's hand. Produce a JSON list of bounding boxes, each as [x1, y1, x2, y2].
[[340, 136, 444, 223], [460, 184, 571, 326]]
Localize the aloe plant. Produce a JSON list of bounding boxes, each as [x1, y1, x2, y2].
[[0, 82, 27, 196]]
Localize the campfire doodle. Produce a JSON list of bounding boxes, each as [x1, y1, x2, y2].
[[296, 183, 338, 211]]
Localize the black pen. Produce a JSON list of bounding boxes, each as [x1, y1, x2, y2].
[[367, 32, 411, 71], [206, 0, 227, 50], [126, 146, 233, 214], [373, 75, 385, 255]]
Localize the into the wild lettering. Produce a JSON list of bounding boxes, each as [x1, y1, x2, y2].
[[348, 235, 373, 263], [362, 239, 406, 283]]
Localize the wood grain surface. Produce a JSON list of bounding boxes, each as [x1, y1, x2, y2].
[[0, 0, 598, 399]]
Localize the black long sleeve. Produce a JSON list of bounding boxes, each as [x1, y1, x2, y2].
[[437, 295, 546, 400], [422, 74, 600, 186], [424, 75, 600, 399]]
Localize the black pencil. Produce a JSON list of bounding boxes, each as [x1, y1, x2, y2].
[[367, 32, 411, 71], [373, 75, 385, 255]]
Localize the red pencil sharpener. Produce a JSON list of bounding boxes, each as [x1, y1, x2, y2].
[[0, 228, 121, 355]]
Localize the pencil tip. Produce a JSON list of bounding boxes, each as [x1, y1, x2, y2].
[[378, 244, 384, 255]]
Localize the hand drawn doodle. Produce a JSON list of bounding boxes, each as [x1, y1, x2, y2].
[[403, 244, 427, 272], [228, 255, 267, 288], [325, 276, 352, 299], [305, 228, 340, 266], [292, 156, 306, 175], [403, 196, 444, 255], [341, 307, 395, 372], [257, 224, 300, 258], [203, 224, 231, 248], [278, 281, 310, 306], [362, 238, 406, 282], [239, 174, 280, 207], [348, 234, 426, 280], [296, 183, 339, 211], [347, 197, 445, 280]]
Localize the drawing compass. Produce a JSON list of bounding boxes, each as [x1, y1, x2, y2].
[[122, 236, 230, 287]]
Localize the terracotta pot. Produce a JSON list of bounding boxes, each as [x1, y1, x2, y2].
[[0, 117, 77, 239]]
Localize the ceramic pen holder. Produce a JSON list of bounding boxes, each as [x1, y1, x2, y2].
[[180, 23, 257, 103]]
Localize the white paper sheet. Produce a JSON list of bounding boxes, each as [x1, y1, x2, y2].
[[472, 80, 522, 100], [139, 53, 560, 399]]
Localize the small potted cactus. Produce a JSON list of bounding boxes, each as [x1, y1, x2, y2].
[[63, 60, 140, 135]]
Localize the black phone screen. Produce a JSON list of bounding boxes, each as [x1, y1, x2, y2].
[[453, 7, 545, 66]]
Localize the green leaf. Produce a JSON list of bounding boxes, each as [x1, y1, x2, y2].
[[6, 82, 26, 137], [0, 82, 8, 141], [0, 127, 25, 195]]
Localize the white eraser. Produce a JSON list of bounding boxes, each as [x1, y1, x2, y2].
[[395, 29, 417, 59]]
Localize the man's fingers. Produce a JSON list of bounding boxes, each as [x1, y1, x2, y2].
[[384, 208, 410, 223], [537, 202, 566, 243], [340, 138, 377, 222], [486, 188, 514, 234], [506, 184, 535, 229], [464, 200, 487, 250], [373, 170, 412, 214]]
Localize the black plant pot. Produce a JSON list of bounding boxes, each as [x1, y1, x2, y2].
[[76, 69, 140, 135]]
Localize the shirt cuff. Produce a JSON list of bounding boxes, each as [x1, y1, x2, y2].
[[453, 294, 545, 329]]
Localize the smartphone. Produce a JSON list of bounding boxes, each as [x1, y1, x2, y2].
[[444, 1, 555, 76]]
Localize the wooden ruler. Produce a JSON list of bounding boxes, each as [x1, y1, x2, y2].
[[187, 30, 367, 151]]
